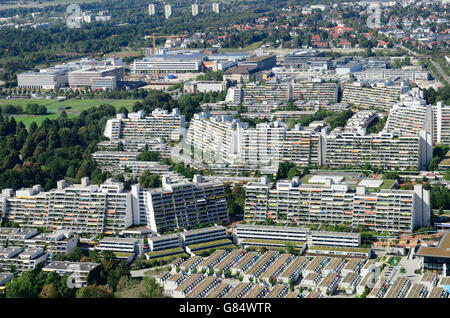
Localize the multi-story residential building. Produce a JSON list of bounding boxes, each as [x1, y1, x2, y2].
[[233, 224, 361, 247], [435, 101, 450, 146], [96, 237, 142, 256], [292, 81, 338, 104], [244, 177, 430, 233], [103, 108, 185, 142], [0, 247, 48, 275], [212, 3, 222, 14], [144, 176, 228, 233], [242, 82, 292, 104], [0, 178, 135, 235], [385, 88, 433, 138], [43, 261, 99, 287], [183, 112, 247, 164], [344, 111, 378, 133], [164, 4, 172, 19], [342, 81, 408, 112], [239, 121, 324, 166], [148, 3, 157, 16], [191, 4, 200, 16], [324, 129, 432, 170]]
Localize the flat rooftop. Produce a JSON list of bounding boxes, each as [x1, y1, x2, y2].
[[416, 231, 450, 259]]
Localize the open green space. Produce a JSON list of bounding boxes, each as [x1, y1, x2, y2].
[[218, 41, 263, 53], [0, 98, 140, 127]]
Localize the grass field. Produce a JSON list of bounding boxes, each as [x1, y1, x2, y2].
[[0, 98, 141, 127], [218, 41, 263, 53]]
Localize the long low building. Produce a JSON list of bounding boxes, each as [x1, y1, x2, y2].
[[234, 224, 361, 248]]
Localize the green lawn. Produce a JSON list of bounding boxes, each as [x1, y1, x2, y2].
[[218, 41, 263, 53], [0, 98, 140, 127]]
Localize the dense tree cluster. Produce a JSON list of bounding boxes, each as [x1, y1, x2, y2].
[[0, 104, 116, 190]]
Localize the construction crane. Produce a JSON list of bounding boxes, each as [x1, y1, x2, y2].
[[144, 33, 186, 79]]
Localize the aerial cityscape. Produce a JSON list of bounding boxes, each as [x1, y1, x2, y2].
[[0, 0, 449, 304]]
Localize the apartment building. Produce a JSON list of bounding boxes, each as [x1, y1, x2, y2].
[[242, 82, 292, 104], [234, 224, 361, 247], [183, 112, 246, 164], [96, 237, 142, 256], [324, 129, 432, 170], [184, 81, 227, 93], [148, 233, 181, 251], [342, 81, 408, 112], [239, 121, 324, 166], [435, 101, 450, 145], [244, 178, 430, 233], [0, 247, 48, 275], [43, 261, 99, 288], [145, 176, 228, 233], [292, 81, 338, 104], [104, 108, 185, 142], [0, 178, 134, 235]]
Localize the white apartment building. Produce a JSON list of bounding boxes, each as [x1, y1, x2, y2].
[[385, 88, 434, 138], [183, 112, 247, 164], [342, 81, 409, 112], [244, 178, 430, 233], [0, 247, 48, 275], [144, 176, 228, 233], [233, 224, 361, 247], [0, 177, 134, 235], [435, 101, 450, 145], [324, 129, 432, 170], [212, 3, 222, 14], [43, 261, 99, 287], [164, 4, 172, 19], [103, 108, 185, 142], [192, 4, 200, 16], [148, 4, 157, 16]]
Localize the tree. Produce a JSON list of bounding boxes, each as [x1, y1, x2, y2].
[[139, 277, 164, 298], [39, 284, 58, 298], [136, 151, 159, 162], [140, 171, 161, 188], [5, 272, 38, 298], [76, 285, 113, 298]]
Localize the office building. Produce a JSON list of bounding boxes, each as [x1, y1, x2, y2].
[[416, 231, 450, 276], [68, 66, 124, 89], [184, 81, 227, 93], [284, 50, 326, 68], [131, 55, 203, 74], [17, 68, 68, 89]]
